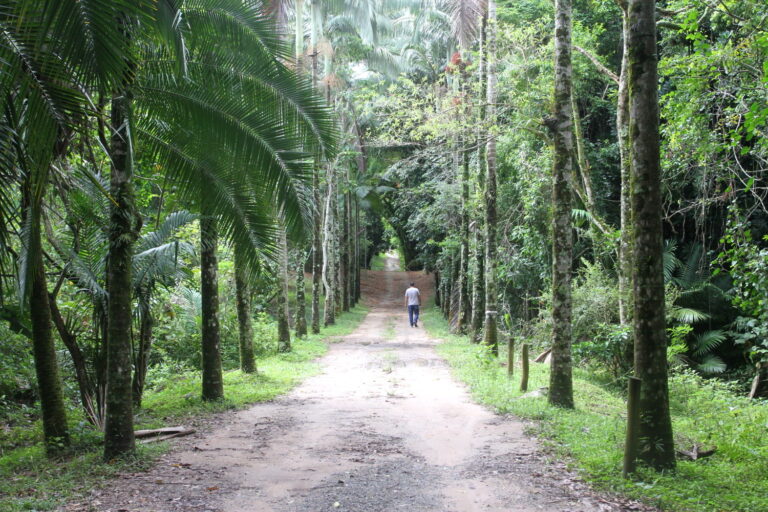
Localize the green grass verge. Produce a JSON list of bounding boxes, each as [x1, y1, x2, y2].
[[422, 306, 768, 512], [0, 305, 368, 512]]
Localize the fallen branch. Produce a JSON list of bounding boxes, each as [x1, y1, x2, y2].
[[676, 444, 716, 461], [534, 348, 551, 363], [135, 427, 196, 440]]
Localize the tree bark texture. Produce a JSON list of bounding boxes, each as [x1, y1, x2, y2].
[[457, 82, 471, 334], [312, 165, 323, 334], [277, 229, 292, 352], [482, 0, 499, 356], [25, 186, 70, 451], [472, 7, 489, 344], [235, 251, 256, 373], [200, 200, 224, 401], [104, 93, 138, 459], [294, 250, 308, 338], [548, 0, 575, 409], [628, 0, 676, 471], [617, 0, 634, 330], [323, 168, 336, 326]]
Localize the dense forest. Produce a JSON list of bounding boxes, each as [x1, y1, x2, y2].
[[1, 0, 767, 510]]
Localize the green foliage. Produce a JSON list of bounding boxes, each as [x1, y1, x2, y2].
[[424, 307, 768, 512]]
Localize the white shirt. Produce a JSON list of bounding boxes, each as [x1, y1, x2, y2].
[[405, 287, 421, 306]]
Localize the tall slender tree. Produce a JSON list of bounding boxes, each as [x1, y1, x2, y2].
[[548, 0, 575, 409], [482, 0, 499, 356], [628, 0, 676, 470], [277, 229, 292, 352], [235, 250, 256, 373], [200, 196, 224, 400]]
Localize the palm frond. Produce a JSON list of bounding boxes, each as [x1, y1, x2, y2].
[[668, 306, 710, 324], [697, 354, 727, 374], [692, 329, 727, 357]]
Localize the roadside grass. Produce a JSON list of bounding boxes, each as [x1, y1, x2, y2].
[[0, 305, 367, 512], [422, 306, 768, 512]]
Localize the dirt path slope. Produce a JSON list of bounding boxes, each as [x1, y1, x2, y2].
[[82, 257, 650, 512]]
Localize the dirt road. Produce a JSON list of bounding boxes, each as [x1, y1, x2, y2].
[[84, 259, 647, 512]]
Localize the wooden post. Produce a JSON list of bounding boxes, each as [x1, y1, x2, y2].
[[520, 343, 529, 392], [507, 335, 515, 377], [623, 376, 642, 478]]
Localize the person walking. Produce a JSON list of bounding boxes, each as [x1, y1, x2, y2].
[[404, 282, 421, 327]]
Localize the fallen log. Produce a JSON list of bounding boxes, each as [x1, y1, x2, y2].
[[135, 427, 196, 439]]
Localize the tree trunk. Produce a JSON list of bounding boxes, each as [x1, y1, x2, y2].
[[277, 229, 292, 352], [310, 41, 322, 334], [104, 92, 138, 459], [617, 0, 634, 364], [49, 297, 99, 426], [235, 251, 256, 372], [132, 292, 153, 406], [200, 198, 224, 401], [548, 0, 575, 409], [457, 72, 470, 334], [340, 186, 350, 312], [483, 0, 499, 357], [294, 250, 308, 338], [628, 0, 676, 471], [23, 179, 70, 452], [323, 166, 336, 326]]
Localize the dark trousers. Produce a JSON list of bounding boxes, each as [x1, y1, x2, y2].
[[408, 305, 420, 326]]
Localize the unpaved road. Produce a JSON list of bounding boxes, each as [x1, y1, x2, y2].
[[80, 258, 651, 512]]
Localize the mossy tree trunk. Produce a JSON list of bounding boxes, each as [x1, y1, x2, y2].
[[548, 0, 575, 409], [200, 197, 224, 401], [104, 92, 138, 459], [483, 0, 499, 357], [628, 0, 676, 471], [235, 250, 256, 373], [617, 0, 635, 367], [23, 178, 70, 453]]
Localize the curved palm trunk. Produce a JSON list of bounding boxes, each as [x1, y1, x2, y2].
[[482, 0, 499, 357], [235, 251, 256, 372], [628, 0, 675, 471], [200, 198, 224, 401], [104, 92, 138, 459], [24, 179, 70, 451], [548, 0, 575, 409]]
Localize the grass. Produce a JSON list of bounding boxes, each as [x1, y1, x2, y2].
[[421, 305, 768, 512], [0, 304, 368, 512]]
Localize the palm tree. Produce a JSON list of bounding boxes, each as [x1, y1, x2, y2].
[[0, 0, 161, 454]]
